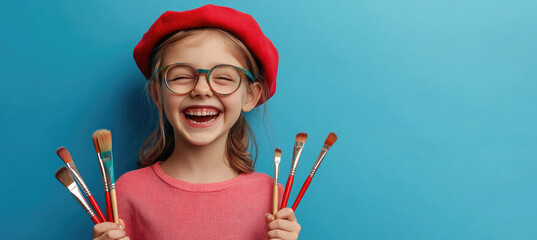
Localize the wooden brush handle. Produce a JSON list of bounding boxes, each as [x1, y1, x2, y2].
[[110, 189, 119, 224], [273, 185, 279, 215]]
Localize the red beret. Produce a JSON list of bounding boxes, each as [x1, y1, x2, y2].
[[133, 4, 278, 105]]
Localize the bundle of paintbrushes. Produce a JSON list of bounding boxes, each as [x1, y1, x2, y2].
[[273, 132, 338, 213], [53, 129, 119, 224]]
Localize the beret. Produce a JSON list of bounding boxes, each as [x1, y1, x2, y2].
[[133, 4, 278, 105]]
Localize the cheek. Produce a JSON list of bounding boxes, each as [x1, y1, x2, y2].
[[162, 93, 183, 116], [225, 90, 249, 113]]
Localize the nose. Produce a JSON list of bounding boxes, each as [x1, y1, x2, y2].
[[190, 73, 213, 98]]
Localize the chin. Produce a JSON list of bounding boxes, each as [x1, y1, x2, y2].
[[179, 130, 228, 147], [185, 136, 219, 146]]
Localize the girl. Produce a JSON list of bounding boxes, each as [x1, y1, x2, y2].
[[92, 4, 301, 240]]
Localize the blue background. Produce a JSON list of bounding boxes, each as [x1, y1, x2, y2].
[[1, 0, 536, 239]]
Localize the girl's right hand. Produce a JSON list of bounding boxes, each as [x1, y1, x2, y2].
[[92, 219, 129, 240]]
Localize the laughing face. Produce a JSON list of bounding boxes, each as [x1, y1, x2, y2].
[[158, 31, 261, 147]]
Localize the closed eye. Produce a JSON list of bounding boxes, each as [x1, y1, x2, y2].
[[170, 76, 194, 81]]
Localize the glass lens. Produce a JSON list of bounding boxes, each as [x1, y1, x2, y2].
[[209, 65, 242, 94], [165, 65, 197, 94]]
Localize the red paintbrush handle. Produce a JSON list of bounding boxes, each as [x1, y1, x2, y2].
[[280, 175, 294, 209], [292, 176, 313, 211], [91, 214, 101, 224], [105, 191, 113, 222], [88, 195, 106, 222]]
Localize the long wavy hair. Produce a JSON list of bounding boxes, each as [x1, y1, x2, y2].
[[137, 28, 268, 173]]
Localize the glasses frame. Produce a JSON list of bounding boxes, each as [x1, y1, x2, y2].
[[154, 63, 255, 95]]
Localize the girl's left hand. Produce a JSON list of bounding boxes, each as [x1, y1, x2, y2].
[[265, 208, 301, 240]]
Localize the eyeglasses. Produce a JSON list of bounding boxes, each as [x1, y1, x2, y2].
[[155, 63, 255, 95]]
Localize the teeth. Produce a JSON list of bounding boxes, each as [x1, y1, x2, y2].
[[184, 109, 219, 116]]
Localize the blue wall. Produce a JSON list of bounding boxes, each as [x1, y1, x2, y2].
[[1, 0, 536, 239]]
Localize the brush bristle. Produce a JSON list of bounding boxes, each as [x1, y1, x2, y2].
[[91, 135, 100, 153], [274, 148, 281, 158], [274, 148, 281, 164], [56, 146, 73, 164], [324, 132, 338, 146], [93, 129, 112, 152], [55, 167, 74, 188], [295, 132, 308, 143]]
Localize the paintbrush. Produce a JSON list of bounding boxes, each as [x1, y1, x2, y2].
[[92, 132, 112, 222], [292, 132, 337, 211], [273, 148, 281, 215], [280, 133, 307, 209], [56, 146, 106, 222], [55, 167, 101, 224], [94, 129, 119, 224]]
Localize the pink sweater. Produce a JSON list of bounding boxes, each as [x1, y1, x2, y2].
[[116, 162, 283, 240]]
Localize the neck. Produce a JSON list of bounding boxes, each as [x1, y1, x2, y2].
[[160, 132, 239, 184]]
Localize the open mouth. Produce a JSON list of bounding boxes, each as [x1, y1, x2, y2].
[[183, 107, 221, 124]]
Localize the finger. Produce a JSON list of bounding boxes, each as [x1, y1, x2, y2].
[[93, 222, 121, 238], [268, 219, 301, 233], [267, 229, 297, 240], [274, 208, 297, 222], [119, 237, 130, 240], [104, 229, 126, 239], [265, 213, 275, 225], [118, 219, 126, 230]]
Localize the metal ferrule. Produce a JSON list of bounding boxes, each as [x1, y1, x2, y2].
[[290, 142, 305, 175], [274, 160, 280, 184], [66, 162, 91, 196], [309, 144, 330, 177], [68, 182, 94, 216], [96, 154, 110, 192], [104, 169, 116, 190]]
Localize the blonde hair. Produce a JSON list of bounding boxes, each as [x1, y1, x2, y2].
[[138, 28, 269, 173]]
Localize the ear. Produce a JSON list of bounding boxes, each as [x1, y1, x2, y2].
[[242, 82, 262, 112]]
